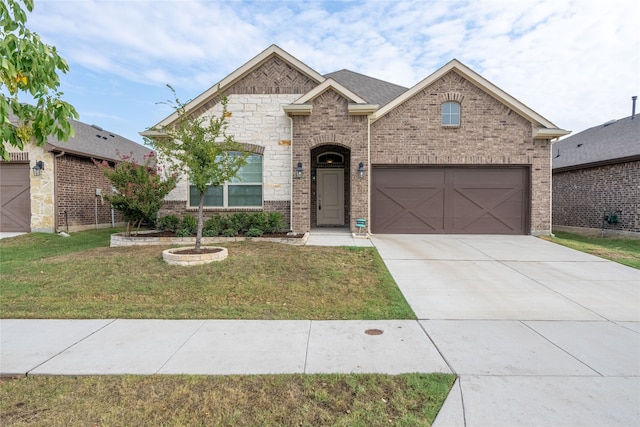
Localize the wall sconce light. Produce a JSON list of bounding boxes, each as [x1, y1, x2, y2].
[[296, 161, 303, 179], [358, 162, 366, 178], [32, 160, 45, 176]]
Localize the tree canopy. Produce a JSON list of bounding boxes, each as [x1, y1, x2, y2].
[[144, 86, 249, 251], [1, 0, 78, 160]]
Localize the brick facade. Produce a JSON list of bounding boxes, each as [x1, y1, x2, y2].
[[291, 89, 369, 232], [55, 154, 125, 231], [370, 70, 552, 234], [552, 161, 640, 233]]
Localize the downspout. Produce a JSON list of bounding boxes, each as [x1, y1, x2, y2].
[[367, 116, 372, 234], [53, 151, 65, 233], [288, 115, 294, 231]]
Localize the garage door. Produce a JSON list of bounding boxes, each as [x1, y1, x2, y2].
[[0, 162, 31, 232], [372, 166, 528, 234]]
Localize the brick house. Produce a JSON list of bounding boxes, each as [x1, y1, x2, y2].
[[1, 118, 150, 233], [552, 105, 640, 237], [143, 45, 569, 235]]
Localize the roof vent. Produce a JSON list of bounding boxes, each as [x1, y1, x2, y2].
[[603, 119, 616, 127], [91, 124, 104, 131], [577, 143, 583, 147]]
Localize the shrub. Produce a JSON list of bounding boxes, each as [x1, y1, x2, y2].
[[222, 228, 237, 237], [266, 212, 286, 233], [157, 215, 180, 232], [176, 228, 192, 238], [203, 216, 224, 236], [245, 227, 263, 237], [181, 215, 198, 235]]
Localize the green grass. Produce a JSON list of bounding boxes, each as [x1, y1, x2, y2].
[[0, 230, 415, 320], [541, 231, 640, 269], [0, 374, 456, 426]]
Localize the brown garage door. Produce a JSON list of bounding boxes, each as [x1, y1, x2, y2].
[[0, 162, 31, 232], [372, 166, 528, 234]]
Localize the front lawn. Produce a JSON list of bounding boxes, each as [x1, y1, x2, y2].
[[542, 231, 640, 269], [0, 229, 415, 320]]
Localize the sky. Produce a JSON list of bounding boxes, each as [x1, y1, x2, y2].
[[19, 0, 640, 145]]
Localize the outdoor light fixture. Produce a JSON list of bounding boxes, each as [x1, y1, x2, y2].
[[357, 162, 366, 178], [296, 161, 303, 179], [32, 160, 44, 177]]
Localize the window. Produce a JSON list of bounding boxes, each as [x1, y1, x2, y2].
[[189, 154, 263, 208], [442, 102, 460, 126]]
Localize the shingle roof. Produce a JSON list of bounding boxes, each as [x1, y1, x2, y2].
[[552, 116, 640, 170], [323, 69, 408, 106], [46, 119, 151, 163], [9, 112, 150, 162]]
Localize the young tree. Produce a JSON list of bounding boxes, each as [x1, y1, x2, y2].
[[95, 151, 178, 236], [1, 0, 78, 160], [144, 86, 248, 252]]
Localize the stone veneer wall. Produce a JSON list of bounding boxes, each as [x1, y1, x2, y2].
[[552, 160, 640, 233], [25, 144, 55, 232], [55, 154, 125, 231], [161, 56, 320, 225], [370, 70, 552, 235]]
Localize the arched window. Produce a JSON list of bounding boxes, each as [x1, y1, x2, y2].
[[442, 102, 460, 127], [189, 153, 263, 207], [317, 152, 344, 165]]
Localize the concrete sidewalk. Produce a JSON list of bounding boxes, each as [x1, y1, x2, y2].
[[0, 319, 449, 376]]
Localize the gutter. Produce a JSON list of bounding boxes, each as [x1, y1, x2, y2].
[[552, 155, 640, 173]]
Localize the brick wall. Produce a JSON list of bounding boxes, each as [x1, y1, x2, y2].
[[370, 70, 552, 234], [291, 89, 369, 232], [55, 154, 125, 230], [553, 161, 640, 233]]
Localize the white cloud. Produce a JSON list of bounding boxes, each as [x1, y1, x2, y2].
[[27, 0, 640, 138]]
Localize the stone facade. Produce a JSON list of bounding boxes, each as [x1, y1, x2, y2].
[[26, 144, 55, 232], [370, 70, 552, 235], [552, 160, 640, 233]]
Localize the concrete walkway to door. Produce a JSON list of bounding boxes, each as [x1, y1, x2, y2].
[[372, 234, 640, 427]]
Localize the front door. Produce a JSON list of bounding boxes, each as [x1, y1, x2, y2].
[[317, 168, 344, 225]]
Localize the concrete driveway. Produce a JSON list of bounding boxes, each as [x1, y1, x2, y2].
[[372, 234, 640, 427]]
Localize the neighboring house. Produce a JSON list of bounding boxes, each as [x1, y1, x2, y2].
[[1, 118, 150, 233], [143, 45, 569, 235], [552, 105, 640, 236]]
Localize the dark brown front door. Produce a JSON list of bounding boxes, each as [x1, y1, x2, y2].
[[372, 166, 528, 234], [0, 162, 31, 232]]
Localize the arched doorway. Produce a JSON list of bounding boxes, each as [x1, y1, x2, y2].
[[310, 145, 350, 228]]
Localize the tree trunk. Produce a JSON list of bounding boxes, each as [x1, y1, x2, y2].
[[195, 190, 205, 252]]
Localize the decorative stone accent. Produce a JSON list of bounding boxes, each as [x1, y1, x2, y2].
[[110, 231, 309, 247], [162, 246, 228, 266]]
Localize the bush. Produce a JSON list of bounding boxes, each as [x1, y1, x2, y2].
[[222, 228, 237, 237], [181, 215, 198, 235], [157, 215, 181, 232], [204, 216, 224, 236], [266, 212, 286, 233], [245, 227, 263, 237]]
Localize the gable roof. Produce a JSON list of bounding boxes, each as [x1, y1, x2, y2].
[[324, 69, 408, 107], [552, 116, 640, 171], [371, 59, 570, 140], [144, 44, 325, 132], [45, 119, 151, 163]]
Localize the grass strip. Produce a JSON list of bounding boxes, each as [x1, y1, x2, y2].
[[0, 373, 456, 427], [541, 231, 640, 269]]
